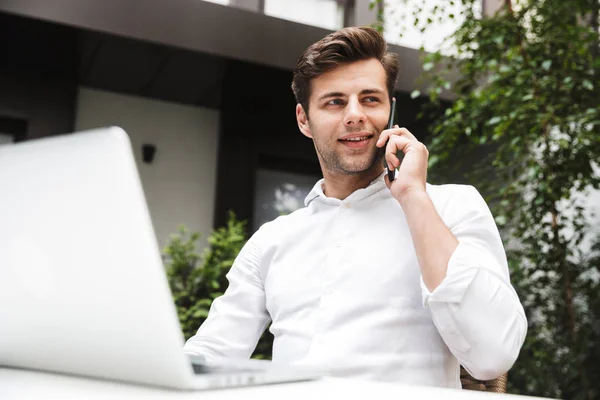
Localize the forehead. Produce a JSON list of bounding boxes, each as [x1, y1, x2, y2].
[[310, 58, 387, 99]]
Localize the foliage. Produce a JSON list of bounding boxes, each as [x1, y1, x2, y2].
[[163, 212, 274, 359], [376, 0, 600, 398]]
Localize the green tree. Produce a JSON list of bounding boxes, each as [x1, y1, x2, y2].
[[376, 0, 600, 398], [163, 212, 274, 359]]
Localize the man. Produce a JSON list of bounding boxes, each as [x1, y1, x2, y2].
[[184, 26, 527, 388]]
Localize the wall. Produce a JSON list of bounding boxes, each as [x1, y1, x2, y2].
[[74, 87, 219, 250]]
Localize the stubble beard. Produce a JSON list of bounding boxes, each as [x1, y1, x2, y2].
[[313, 134, 385, 176]]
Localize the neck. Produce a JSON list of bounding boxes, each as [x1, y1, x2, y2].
[[321, 165, 384, 200]]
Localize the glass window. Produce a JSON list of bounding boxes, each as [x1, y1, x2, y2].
[[264, 0, 344, 31], [253, 168, 320, 231]]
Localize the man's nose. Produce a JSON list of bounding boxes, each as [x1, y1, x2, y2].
[[343, 98, 366, 126]]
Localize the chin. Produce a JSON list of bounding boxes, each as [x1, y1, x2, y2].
[[339, 162, 378, 175], [343, 156, 382, 174]]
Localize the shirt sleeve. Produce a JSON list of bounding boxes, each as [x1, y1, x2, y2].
[[421, 185, 527, 381], [183, 231, 271, 361]]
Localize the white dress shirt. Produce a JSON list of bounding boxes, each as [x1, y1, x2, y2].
[[184, 173, 527, 388]]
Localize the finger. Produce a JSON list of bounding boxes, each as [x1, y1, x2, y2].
[[386, 135, 411, 155], [376, 130, 392, 147], [386, 153, 402, 170], [385, 136, 410, 169], [384, 173, 392, 189], [376, 126, 418, 147]]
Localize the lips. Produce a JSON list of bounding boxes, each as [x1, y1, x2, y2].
[[338, 133, 374, 142], [340, 135, 372, 142], [338, 133, 374, 149]]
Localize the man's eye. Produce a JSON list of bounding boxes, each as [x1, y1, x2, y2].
[[364, 97, 380, 103], [327, 99, 344, 106]]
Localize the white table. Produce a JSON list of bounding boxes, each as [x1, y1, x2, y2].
[[0, 368, 539, 400]]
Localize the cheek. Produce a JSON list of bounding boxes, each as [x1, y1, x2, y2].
[[369, 110, 390, 132], [309, 114, 340, 140]]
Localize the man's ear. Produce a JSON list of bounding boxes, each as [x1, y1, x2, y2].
[[296, 103, 312, 139]]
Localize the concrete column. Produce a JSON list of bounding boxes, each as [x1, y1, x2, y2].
[[346, 0, 379, 27], [482, 0, 505, 17]]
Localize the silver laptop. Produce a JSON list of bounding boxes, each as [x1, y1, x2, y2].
[[0, 127, 320, 390]]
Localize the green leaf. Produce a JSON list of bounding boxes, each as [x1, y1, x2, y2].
[[410, 90, 421, 99], [488, 74, 500, 83], [487, 116, 502, 125], [495, 215, 507, 226], [541, 60, 552, 71], [522, 94, 534, 101], [423, 62, 434, 71], [192, 309, 209, 319], [428, 154, 440, 168], [582, 80, 594, 91]]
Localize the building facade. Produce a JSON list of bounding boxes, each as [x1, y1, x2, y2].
[[0, 0, 488, 248]]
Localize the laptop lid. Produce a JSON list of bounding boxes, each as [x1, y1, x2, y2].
[[0, 127, 196, 388]]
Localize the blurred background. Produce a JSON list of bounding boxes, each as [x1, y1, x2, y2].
[[0, 0, 440, 248], [1, 0, 598, 398]]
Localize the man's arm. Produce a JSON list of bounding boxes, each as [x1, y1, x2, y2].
[[404, 184, 527, 380], [378, 127, 527, 381], [378, 126, 457, 291], [398, 189, 457, 291], [184, 233, 271, 361]]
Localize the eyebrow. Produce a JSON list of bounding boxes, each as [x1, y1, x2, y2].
[[317, 88, 386, 101]]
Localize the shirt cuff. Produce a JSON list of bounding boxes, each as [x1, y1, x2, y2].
[[420, 241, 480, 308]]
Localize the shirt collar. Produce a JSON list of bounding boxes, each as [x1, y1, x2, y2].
[[304, 171, 388, 207]]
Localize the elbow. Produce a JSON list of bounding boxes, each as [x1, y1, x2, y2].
[[465, 319, 526, 381], [466, 349, 518, 381], [465, 327, 525, 381]]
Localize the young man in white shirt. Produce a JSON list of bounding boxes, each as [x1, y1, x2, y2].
[[184, 26, 527, 388]]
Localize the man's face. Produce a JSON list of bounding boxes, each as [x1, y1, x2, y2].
[[296, 58, 390, 176]]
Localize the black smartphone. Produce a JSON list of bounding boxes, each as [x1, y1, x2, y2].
[[385, 98, 397, 181]]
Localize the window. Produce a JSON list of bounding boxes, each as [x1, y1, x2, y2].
[[253, 168, 319, 231], [264, 0, 344, 31]]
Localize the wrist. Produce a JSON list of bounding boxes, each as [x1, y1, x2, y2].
[[395, 186, 428, 207]]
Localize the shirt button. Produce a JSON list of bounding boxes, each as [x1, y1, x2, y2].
[[345, 203, 351, 209], [326, 286, 333, 294]]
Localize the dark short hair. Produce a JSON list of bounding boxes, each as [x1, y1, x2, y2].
[[291, 26, 399, 116]]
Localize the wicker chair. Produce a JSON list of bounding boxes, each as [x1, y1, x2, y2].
[[460, 366, 508, 393]]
